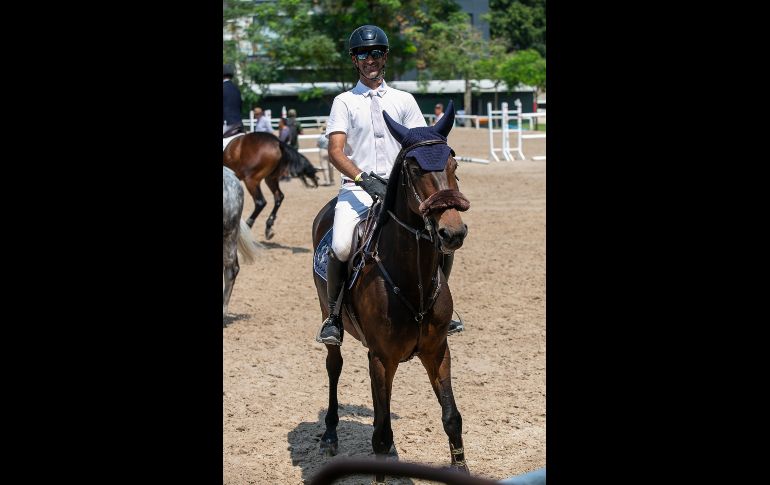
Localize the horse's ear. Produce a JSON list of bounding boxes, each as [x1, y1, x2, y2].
[[383, 110, 408, 144], [434, 100, 455, 138]]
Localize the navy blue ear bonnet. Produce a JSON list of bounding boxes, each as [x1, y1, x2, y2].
[[399, 128, 451, 171], [382, 100, 456, 172]]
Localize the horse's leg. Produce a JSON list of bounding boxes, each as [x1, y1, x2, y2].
[[244, 177, 267, 229], [320, 344, 343, 456], [263, 175, 284, 240], [419, 342, 469, 473], [222, 233, 239, 320], [369, 351, 397, 484]]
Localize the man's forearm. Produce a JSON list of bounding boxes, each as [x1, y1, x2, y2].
[[328, 149, 364, 181]]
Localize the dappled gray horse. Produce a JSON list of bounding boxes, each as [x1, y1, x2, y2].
[[224, 166, 260, 318]]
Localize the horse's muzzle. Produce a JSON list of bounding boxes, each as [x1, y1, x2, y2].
[[437, 222, 468, 252], [423, 189, 469, 252]]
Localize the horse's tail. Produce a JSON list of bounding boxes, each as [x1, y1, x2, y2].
[[278, 141, 319, 188], [236, 219, 262, 264]]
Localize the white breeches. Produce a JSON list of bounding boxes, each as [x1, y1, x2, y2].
[[331, 183, 374, 261]]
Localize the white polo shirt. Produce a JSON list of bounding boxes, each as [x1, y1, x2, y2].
[[325, 80, 426, 179]]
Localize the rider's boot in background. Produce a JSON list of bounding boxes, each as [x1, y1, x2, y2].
[[441, 252, 465, 335]]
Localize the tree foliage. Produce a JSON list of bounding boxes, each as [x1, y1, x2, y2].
[[498, 48, 546, 94], [474, 40, 510, 107], [223, 0, 547, 109], [416, 11, 490, 114], [223, 1, 470, 102], [486, 0, 546, 56]]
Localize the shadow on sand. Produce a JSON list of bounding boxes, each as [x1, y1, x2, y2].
[[287, 404, 414, 484], [223, 312, 250, 328], [259, 241, 311, 254]]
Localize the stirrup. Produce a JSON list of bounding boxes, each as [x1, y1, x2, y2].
[[447, 310, 465, 336], [315, 316, 342, 346]]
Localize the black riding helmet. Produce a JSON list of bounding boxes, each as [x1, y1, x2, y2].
[[223, 63, 235, 77], [348, 25, 389, 55]]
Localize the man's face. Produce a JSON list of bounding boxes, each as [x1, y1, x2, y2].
[[352, 48, 387, 79], [254, 110, 262, 118]]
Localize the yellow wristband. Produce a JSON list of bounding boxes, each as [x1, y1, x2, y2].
[[354, 172, 363, 182]]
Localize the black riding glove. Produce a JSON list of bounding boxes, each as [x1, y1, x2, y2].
[[355, 172, 388, 201]]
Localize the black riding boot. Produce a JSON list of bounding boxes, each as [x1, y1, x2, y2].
[[316, 251, 346, 345], [441, 253, 465, 335]]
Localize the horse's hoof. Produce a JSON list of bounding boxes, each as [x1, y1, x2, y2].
[[320, 439, 338, 456], [451, 463, 470, 474], [265, 228, 275, 240]]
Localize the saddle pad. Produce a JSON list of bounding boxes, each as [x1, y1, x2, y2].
[[313, 228, 333, 281], [313, 213, 371, 286], [223, 133, 245, 151]]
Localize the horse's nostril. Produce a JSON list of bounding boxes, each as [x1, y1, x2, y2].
[[438, 228, 449, 239]]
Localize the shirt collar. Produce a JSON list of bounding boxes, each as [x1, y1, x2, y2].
[[353, 80, 388, 97]]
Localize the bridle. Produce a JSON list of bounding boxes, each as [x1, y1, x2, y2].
[[361, 139, 468, 325]]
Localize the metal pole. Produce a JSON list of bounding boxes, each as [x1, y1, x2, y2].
[[487, 102, 500, 162], [514, 99, 525, 160], [501, 102, 513, 161]]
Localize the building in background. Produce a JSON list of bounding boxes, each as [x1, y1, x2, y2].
[[224, 1, 534, 118], [245, 79, 537, 119], [456, 0, 490, 40]]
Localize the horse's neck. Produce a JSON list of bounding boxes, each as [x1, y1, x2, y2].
[[377, 186, 441, 294]]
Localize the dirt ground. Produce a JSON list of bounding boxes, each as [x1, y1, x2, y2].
[[223, 128, 546, 484]]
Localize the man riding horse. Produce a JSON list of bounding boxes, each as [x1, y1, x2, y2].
[[316, 25, 465, 345], [223, 63, 246, 137]]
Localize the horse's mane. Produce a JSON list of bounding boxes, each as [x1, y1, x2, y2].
[[376, 156, 404, 228]]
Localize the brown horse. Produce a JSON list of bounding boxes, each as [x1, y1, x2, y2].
[[312, 101, 470, 483], [224, 131, 318, 240]]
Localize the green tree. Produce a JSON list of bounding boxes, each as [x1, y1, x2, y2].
[[223, 0, 466, 106], [473, 40, 509, 109], [498, 48, 546, 103], [417, 11, 489, 118], [223, 0, 273, 111], [485, 0, 546, 56]]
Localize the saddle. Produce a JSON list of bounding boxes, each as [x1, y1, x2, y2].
[[313, 201, 382, 287], [223, 122, 246, 138]]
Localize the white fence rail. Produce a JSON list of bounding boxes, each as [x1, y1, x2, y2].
[[236, 104, 545, 163], [487, 100, 546, 162]]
